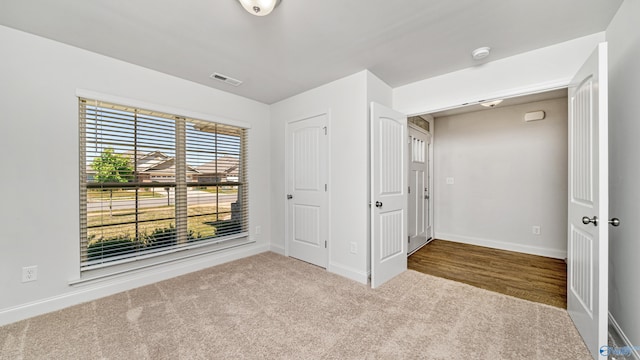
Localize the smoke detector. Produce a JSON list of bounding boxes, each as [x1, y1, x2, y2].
[[472, 47, 491, 60]]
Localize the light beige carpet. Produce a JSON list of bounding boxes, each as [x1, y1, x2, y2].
[[1, 252, 590, 359]]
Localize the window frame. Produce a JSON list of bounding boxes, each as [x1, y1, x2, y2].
[[78, 90, 251, 273]]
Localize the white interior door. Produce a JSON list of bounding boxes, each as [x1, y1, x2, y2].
[[567, 42, 608, 360], [371, 102, 407, 288], [408, 125, 431, 255], [286, 114, 328, 268]]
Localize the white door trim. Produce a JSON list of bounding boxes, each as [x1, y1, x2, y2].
[[425, 117, 434, 241], [404, 84, 569, 117]]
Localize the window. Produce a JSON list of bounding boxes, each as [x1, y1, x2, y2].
[[79, 98, 249, 271]]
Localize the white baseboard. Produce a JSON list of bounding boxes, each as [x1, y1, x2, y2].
[[269, 243, 285, 255], [435, 232, 567, 259], [328, 262, 368, 284], [0, 243, 269, 327], [270, 246, 368, 285], [609, 312, 640, 360]]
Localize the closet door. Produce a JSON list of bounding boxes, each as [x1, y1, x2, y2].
[[286, 113, 328, 268]]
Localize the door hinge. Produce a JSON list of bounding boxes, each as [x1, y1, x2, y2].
[[325, 240, 327, 248], [408, 186, 411, 194], [323, 126, 327, 135], [325, 184, 327, 191]]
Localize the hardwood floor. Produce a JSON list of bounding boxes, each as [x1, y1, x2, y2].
[[408, 239, 567, 308]]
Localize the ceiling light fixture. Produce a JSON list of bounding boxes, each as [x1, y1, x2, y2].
[[480, 99, 503, 108], [471, 47, 491, 60], [238, 0, 281, 16]]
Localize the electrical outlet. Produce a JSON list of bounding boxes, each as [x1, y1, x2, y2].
[[22, 266, 38, 282], [255, 226, 261, 235], [446, 177, 454, 185], [532, 226, 541, 235], [350, 242, 357, 254]]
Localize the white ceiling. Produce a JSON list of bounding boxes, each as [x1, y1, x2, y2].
[[0, 0, 622, 104]]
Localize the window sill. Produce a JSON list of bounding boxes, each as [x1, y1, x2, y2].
[[69, 236, 253, 287]]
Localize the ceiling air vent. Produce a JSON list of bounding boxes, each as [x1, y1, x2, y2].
[[209, 72, 243, 87]]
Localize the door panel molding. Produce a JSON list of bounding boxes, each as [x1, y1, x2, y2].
[[371, 102, 407, 288], [567, 42, 608, 359]]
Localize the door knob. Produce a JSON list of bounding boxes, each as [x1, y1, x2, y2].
[[582, 216, 598, 226], [375, 201, 383, 208], [287, 194, 293, 200], [609, 218, 621, 227]]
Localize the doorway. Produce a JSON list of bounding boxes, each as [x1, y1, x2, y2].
[[422, 88, 568, 258], [408, 88, 569, 306]]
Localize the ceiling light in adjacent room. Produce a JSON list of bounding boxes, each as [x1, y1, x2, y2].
[[480, 99, 503, 108], [238, 0, 281, 16], [472, 47, 491, 60]]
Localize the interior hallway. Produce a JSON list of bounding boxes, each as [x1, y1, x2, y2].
[[408, 240, 567, 308]]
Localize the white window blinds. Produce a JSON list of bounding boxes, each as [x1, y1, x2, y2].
[[79, 98, 249, 270]]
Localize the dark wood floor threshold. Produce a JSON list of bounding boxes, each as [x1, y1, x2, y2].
[[408, 239, 567, 308]]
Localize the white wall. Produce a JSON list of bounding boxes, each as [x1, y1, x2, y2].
[[270, 70, 368, 282], [433, 98, 568, 258], [270, 70, 391, 283], [606, 0, 640, 350], [0, 25, 272, 326], [393, 33, 605, 116]]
